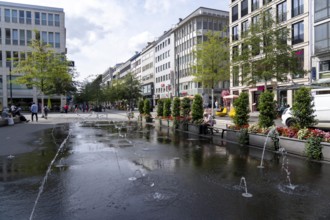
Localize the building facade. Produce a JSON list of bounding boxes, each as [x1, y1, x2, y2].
[[229, 0, 310, 110], [0, 1, 66, 109], [173, 7, 230, 106]]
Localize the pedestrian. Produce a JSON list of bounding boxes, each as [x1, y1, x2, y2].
[[44, 106, 49, 119], [64, 104, 69, 113], [30, 102, 38, 122], [215, 100, 218, 110]]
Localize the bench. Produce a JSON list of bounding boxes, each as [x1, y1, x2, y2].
[[206, 126, 227, 138]]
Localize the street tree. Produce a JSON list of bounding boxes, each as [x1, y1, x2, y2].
[[13, 31, 74, 115], [192, 30, 230, 115], [237, 10, 304, 90]]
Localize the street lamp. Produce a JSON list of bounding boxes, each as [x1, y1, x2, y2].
[[177, 54, 180, 97]]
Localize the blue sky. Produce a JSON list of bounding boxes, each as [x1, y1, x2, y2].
[[4, 0, 229, 81]]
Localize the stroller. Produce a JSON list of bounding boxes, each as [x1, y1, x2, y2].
[[12, 106, 29, 122]]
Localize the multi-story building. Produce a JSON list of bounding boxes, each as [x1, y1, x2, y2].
[[311, 0, 330, 85], [229, 0, 310, 110], [173, 7, 230, 107], [0, 1, 66, 110], [154, 29, 175, 102]]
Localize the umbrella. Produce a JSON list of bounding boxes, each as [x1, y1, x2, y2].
[[223, 94, 239, 99]]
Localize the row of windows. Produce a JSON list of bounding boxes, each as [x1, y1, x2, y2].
[[232, 19, 304, 45], [156, 73, 171, 83], [155, 50, 170, 63], [0, 50, 32, 68], [155, 87, 170, 94], [156, 62, 171, 73], [232, 0, 303, 23], [0, 28, 61, 48], [1, 8, 61, 26], [175, 18, 228, 40], [142, 62, 153, 72], [315, 21, 330, 54], [155, 38, 170, 52], [315, 0, 330, 22]]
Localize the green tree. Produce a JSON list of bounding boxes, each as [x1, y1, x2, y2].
[[191, 94, 204, 122], [258, 91, 277, 128], [138, 99, 144, 115], [233, 92, 250, 127], [157, 99, 164, 117], [13, 31, 73, 115], [292, 87, 316, 128], [143, 99, 151, 116], [181, 97, 191, 118], [163, 98, 172, 118], [192, 31, 230, 114], [237, 11, 304, 90], [172, 97, 180, 119]]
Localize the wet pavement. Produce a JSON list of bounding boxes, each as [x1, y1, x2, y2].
[[0, 118, 330, 220]]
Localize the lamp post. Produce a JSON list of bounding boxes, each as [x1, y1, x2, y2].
[[177, 54, 180, 97], [9, 66, 13, 105]]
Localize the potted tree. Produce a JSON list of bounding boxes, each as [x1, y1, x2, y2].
[[156, 99, 164, 126], [172, 97, 180, 129], [180, 97, 191, 131], [189, 94, 204, 134], [137, 99, 144, 121], [232, 92, 250, 145], [143, 99, 152, 123], [163, 98, 172, 127]]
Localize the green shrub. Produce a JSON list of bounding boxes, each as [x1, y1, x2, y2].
[[181, 97, 191, 118], [172, 97, 180, 118], [258, 91, 277, 128], [305, 136, 323, 160], [292, 87, 316, 129], [138, 99, 144, 114], [157, 99, 164, 117], [143, 99, 151, 116], [233, 92, 250, 127], [163, 98, 172, 118], [192, 94, 204, 122]]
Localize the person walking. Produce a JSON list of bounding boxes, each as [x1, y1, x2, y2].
[[31, 102, 38, 122]]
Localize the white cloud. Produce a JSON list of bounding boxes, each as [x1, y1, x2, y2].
[[128, 32, 155, 52]]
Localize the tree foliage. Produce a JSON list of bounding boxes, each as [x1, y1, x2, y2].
[[180, 97, 191, 118], [172, 97, 180, 118], [192, 31, 230, 89], [157, 99, 164, 117], [191, 94, 204, 121], [292, 87, 316, 128], [163, 98, 172, 118], [258, 91, 277, 128], [237, 11, 304, 89], [233, 92, 250, 127]]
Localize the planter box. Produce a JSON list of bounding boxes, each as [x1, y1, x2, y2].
[[279, 137, 306, 157], [179, 123, 188, 131], [224, 129, 240, 143], [321, 142, 330, 161], [188, 124, 202, 134], [249, 133, 275, 149]]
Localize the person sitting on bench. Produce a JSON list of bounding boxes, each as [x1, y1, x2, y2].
[[202, 113, 214, 134]]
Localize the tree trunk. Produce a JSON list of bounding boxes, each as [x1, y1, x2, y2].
[[211, 87, 214, 116]]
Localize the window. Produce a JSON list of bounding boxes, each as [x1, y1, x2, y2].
[[48, 32, 54, 47], [55, 14, 60, 26], [277, 1, 287, 23], [26, 11, 32, 24], [232, 5, 238, 22], [241, 20, 249, 38], [5, 9, 10, 22], [292, 0, 303, 17], [48, 14, 53, 26], [315, 0, 330, 22], [12, 10, 17, 23], [320, 60, 330, 72], [41, 32, 47, 45], [252, 0, 259, 12], [0, 29, 1, 45], [241, 0, 248, 17], [233, 66, 239, 86], [232, 46, 239, 61], [27, 30, 32, 45], [5, 28, 11, 45], [252, 14, 260, 26], [232, 25, 238, 41], [263, 0, 272, 5], [55, 32, 60, 48], [6, 51, 11, 68], [292, 21, 304, 44], [292, 49, 304, 79], [315, 22, 330, 54], [19, 10, 25, 23], [35, 12, 40, 25], [20, 30, 25, 46], [0, 51, 2, 67], [41, 13, 47, 25], [12, 29, 18, 45]]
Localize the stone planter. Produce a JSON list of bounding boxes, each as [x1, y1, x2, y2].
[[278, 137, 306, 157], [188, 124, 202, 134], [321, 142, 330, 162], [249, 133, 275, 150], [145, 116, 153, 123], [224, 129, 240, 143]]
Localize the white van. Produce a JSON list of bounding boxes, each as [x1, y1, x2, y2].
[[281, 88, 330, 128]]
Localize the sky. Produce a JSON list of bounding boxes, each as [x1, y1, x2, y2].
[[5, 0, 229, 82]]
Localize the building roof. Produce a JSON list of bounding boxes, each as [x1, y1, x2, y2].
[[0, 1, 64, 12]]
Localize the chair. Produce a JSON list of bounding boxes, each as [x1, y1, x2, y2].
[[216, 107, 227, 117]]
